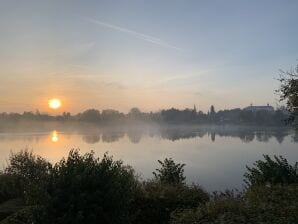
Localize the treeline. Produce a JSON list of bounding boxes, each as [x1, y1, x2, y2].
[[0, 150, 298, 223], [0, 105, 289, 126]]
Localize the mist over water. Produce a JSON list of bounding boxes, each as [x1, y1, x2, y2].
[[0, 122, 297, 191]]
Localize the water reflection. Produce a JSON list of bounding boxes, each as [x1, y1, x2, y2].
[[76, 126, 297, 144], [0, 126, 296, 145], [82, 135, 100, 144], [127, 130, 142, 144], [51, 130, 59, 143], [102, 132, 124, 143]]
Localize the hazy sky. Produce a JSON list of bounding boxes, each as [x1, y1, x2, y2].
[[0, 0, 297, 113]]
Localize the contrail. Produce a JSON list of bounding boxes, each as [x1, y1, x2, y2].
[[87, 18, 182, 51]]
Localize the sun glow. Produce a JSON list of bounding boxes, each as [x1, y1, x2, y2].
[[48, 98, 61, 109]]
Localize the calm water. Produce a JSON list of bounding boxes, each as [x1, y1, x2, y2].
[[0, 123, 297, 191]]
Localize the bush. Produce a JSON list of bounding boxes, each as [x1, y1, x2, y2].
[[3, 150, 51, 205], [133, 158, 209, 224], [6, 150, 51, 206], [153, 158, 186, 185], [244, 155, 298, 187], [2, 152, 298, 224], [133, 181, 209, 224], [172, 185, 298, 224], [172, 155, 298, 224], [0, 206, 46, 224], [43, 149, 138, 224], [0, 174, 22, 204]]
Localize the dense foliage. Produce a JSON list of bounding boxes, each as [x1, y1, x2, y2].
[[133, 182, 209, 224], [133, 159, 208, 224], [153, 158, 186, 185], [45, 150, 138, 224], [172, 155, 298, 224], [0, 151, 298, 223], [277, 64, 298, 126], [4, 151, 52, 205], [172, 185, 298, 224], [0, 150, 139, 224], [244, 155, 298, 187], [0, 175, 21, 204]]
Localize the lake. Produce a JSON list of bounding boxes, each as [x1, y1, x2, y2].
[[0, 123, 297, 191]]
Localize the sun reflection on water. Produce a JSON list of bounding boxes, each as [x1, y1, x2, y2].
[[51, 130, 59, 143]]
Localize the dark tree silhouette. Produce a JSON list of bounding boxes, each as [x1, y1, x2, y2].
[[153, 158, 186, 185], [277, 64, 298, 126], [210, 105, 215, 115], [78, 109, 101, 122]]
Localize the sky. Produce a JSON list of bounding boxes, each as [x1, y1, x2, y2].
[[0, 0, 298, 113]]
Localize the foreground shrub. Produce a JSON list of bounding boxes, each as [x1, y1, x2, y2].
[[172, 181, 298, 223], [133, 181, 209, 224], [244, 155, 298, 187], [2, 152, 298, 224], [133, 158, 209, 224], [245, 185, 298, 223], [173, 154, 298, 224], [43, 150, 138, 224], [4, 150, 52, 205], [0, 198, 26, 221], [0, 206, 46, 224], [0, 174, 22, 204]]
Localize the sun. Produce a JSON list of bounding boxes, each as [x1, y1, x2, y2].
[[48, 98, 62, 110]]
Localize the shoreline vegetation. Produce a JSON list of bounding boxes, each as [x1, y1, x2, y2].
[[0, 105, 290, 127], [0, 149, 298, 223]]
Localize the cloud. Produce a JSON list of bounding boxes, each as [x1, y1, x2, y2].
[[87, 18, 182, 51]]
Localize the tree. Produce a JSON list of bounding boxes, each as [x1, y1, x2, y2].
[[277, 64, 298, 126], [153, 158, 186, 185], [78, 109, 101, 122], [102, 109, 122, 121], [128, 107, 143, 120], [62, 112, 71, 120], [210, 105, 215, 115]]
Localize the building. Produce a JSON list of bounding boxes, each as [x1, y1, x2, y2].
[[243, 104, 274, 113]]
